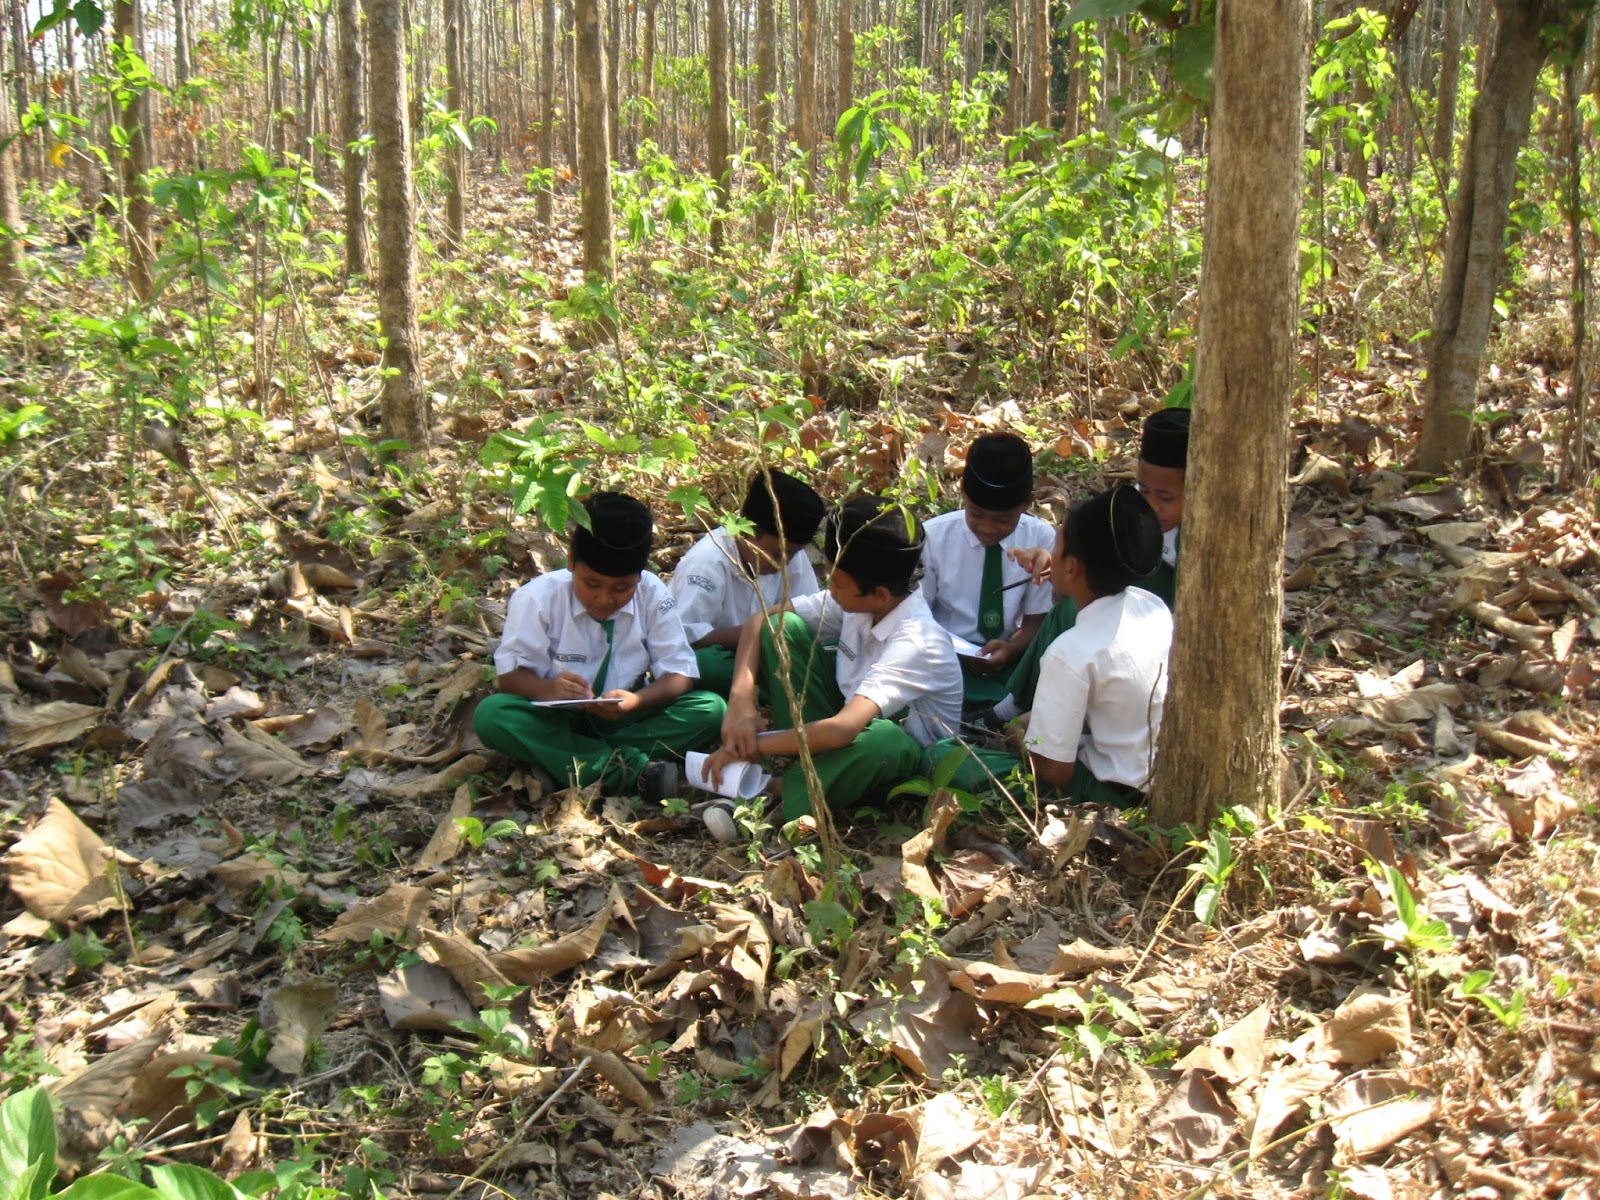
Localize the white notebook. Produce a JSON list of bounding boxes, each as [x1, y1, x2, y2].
[[685, 751, 772, 800], [529, 696, 624, 708]]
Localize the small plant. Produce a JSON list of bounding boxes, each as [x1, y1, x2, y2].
[[1373, 865, 1460, 1005], [1455, 970, 1528, 1029], [454, 816, 521, 851], [978, 1074, 1022, 1118], [1186, 824, 1239, 927]]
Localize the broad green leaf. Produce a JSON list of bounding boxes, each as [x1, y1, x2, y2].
[[57, 1177, 160, 1200], [931, 742, 972, 791], [1170, 23, 1214, 103], [0, 1085, 57, 1200], [149, 1163, 249, 1200]]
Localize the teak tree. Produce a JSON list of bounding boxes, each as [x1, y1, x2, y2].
[[366, 0, 428, 444], [0, 8, 22, 293], [337, 0, 369, 277], [443, 0, 466, 252], [707, 0, 731, 251], [113, 0, 154, 303], [1150, 0, 1309, 827], [574, 0, 613, 281]]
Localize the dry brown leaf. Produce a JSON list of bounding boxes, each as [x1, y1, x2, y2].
[[1174, 1003, 1274, 1085], [50, 1030, 167, 1126], [371, 754, 488, 799], [948, 959, 1059, 1006], [58, 645, 112, 692], [351, 697, 391, 764], [205, 686, 267, 722], [493, 895, 613, 981], [914, 1091, 985, 1171], [219, 723, 313, 785], [377, 963, 477, 1032], [1355, 683, 1463, 724], [216, 1111, 264, 1177], [1301, 989, 1411, 1066], [324, 884, 433, 943], [1, 699, 105, 752], [415, 784, 474, 871], [779, 1003, 828, 1080], [1048, 938, 1135, 975], [588, 1048, 655, 1109], [262, 978, 341, 1074], [37, 571, 112, 635], [129, 1051, 244, 1133], [902, 790, 961, 900], [431, 660, 484, 714], [266, 706, 348, 751], [210, 851, 307, 895], [1147, 1070, 1238, 1163], [1327, 1073, 1440, 1161], [850, 960, 982, 1079], [1249, 1061, 1342, 1156], [422, 928, 514, 1006], [6, 798, 128, 922]]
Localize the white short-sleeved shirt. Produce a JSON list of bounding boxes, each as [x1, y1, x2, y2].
[[1024, 587, 1172, 789], [669, 528, 821, 643], [492, 570, 699, 688], [1162, 527, 1180, 568], [919, 510, 1056, 643], [789, 588, 963, 746]]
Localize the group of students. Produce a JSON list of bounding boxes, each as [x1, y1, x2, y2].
[[472, 408, 1190, 833]]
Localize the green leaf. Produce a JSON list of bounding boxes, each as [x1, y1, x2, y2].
[[1194, 881, 1222, 927], [930, 742, 972, 792], [1170, 23, 1214, 103], [149, 1163, 250, 1200], [0, 1086, 57, 1200], [57, 1177, 160, 1200], [1063, 0, 1143, 26]]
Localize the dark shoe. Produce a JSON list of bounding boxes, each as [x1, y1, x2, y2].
[[639, 760, 680, 806]]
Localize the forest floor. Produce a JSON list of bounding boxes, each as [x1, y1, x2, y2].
[[1, 175, 1598, 1200]]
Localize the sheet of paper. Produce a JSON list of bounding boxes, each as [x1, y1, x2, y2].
[[685, 751, 772, 800], [949, 632, 991, 658], [529, 696, 624, 708]]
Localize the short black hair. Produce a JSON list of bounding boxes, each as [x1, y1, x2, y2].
[[1060, 485, 1162, 596], [823, 495, 924, 596]]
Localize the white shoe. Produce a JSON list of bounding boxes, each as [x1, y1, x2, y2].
[[702, 800, 739, 844]]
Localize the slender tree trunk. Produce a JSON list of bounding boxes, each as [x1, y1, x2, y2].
[[9, 1, 32, 181], [0, 7, 21, 293], [606, 0, 621, 163], [796, 0, 818, 186], [563, 0, 579, 171], [444, 0, 466, 251], [538, 0, 557, 222], [1028, 0, 1049, 128], [1433, 0, 1463, 181], [1417, 0, 1563, 472], [963, 0, 981, 84], [338, 0, 369, 276], [754, 0, 778, 232], [366, 0, 428, 444], [642, 0, 658, 129], [1560, 57, 1590, 483], [114, 0, 155, 302], [836, 0, 854, 190], [707, 0, 731, 251], [1150, 0, 1308, 827], [574, 0, 613, 281]]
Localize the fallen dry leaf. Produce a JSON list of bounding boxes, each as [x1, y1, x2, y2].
[[902, 790, 961, 900], [1300, 988, 1411, 1067], [851, 960, 982, 1079], [422, 928, 514, 1006], [219, 723, 314, 785], [1248, 1061, 1341, 1156], [1148, 1070, 1238, 1162], [1174, 1003, 1274, 1085], [129, 1051, 245, 1134], [415, 784, 474, 871], [371, 754, 488, 799], [1327, 1073, 1440, 1161], [6, 798, 128, 923], [914, 1090, 986, 1171], [324, 884, 433, 943], [210, 851, 308, 895], [266, 706, 349, 751], [50, 1030, 167, 1127], [1, 699, 105, 752], [262, 978, 341, 1074], [494, 892, 615, 981], [216, 1110, 264, 1177], [377, 963, 477, 1032]]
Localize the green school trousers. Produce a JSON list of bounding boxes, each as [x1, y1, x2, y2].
[[473, 689, 726, 793], [693, 645, 737, 698], [758, 612, 926, 821], [960, 658, 1011, 704], [924, 738, 1144, 809]]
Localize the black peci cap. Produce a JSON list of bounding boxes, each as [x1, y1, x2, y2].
[[962, 432, 1034, 511], [741, 469, 826, 544], [1140, 407, 1191, 470], [571, 492, 654, 576]]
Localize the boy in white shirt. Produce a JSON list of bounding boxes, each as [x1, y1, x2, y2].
[[474, 492, 726, 802], [919, 432, 1055, 705], [704, 496, 962, 821], [669, 470, 826, 696], [931, 484, 1170, 808]]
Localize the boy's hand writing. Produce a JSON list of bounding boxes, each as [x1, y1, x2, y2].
[[704, 744, 753, 788], [977, 639, 1015, 670], [550, 671, 594, 701]]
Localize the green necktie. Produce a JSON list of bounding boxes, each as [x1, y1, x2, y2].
[[593, 618, 615, 693], [977, 544, 1004, 642]]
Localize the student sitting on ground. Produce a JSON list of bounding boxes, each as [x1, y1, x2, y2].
[[930, 484, 1170, 808], [919, 432, 1056, 706], [984, 406, 1190, 726], [668, 469, 827, 696], [473, 492, 726, 803], [703, 495, 963, 822]]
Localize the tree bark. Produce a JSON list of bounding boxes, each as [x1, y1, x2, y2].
[[338, 0, 369, 276], [836, 0, 854, 191], [796, 0, 819, 186], [1028, 0, 1049, 129], [444, 0, 466, 252], [1432, 0, 1463, 182], [0, 5, 21, 293], [707, 0, 731, 251], [574, 0, 613, 281], [1149, 0, 1308, 828], [1416, 0, 1562, 472], [366, 0, 428, 444], [538, 0, 557, 223], [606, 0, 621, 163], [113, 0, 155, 302], [8, 1, 32, 181]]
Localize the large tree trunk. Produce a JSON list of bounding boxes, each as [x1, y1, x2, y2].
[[114, 0, 155, 303], [366, 0, 428, 444], [707, 0, 731, 251], [0, 5, 21, 293], [1432, 0, 1463, 182], [796, 0, 819, 187], [1149, 0, 1308, 828], [538, 0, 556, 224], [1416, 0, 1561, 472], [444, 0, 466, 252], [338, 0, 369, 277], [574, 0, 613, 281]]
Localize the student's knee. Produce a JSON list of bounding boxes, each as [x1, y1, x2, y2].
[[758, 610, 810, 655], [473, 692, 536, 756]]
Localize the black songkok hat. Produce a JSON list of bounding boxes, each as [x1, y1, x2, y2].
[[572, 492, 654, 576], [1140, 407, 1191, 470], [823, 495, 924, 578], [1073, 485, 1163, 591], [741, 470, 826, 544], [962, 432, 1034, 511]]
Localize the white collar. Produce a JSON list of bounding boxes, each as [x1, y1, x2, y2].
[[869, 590, 923, 642], [564, 574, 640, 623]]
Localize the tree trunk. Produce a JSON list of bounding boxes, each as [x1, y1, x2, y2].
[[796, 0, 818, 186], [366, 0, 428, 444], [754, 0, 778, 232], [1432, 0, 1463, 182], [8, 2, 32, 181], [574, 0, 613, 281], [1416, 0, 1561, 472], [114, 0, 155, 302], [444, 0, 466, 252], [1560, 57, 1590, 483], [642, 0, 658, 124], [563, 0, 579, 170], [606, 0, 621, 163], [1149, 0, 1308, 828], [338, 0, 369, 276], [1028, 0, 1049, 128], [0, 5, 21, 293], [836, 0, 854, 191], [538, 0, 557, 223], [707, 0, 731, 252], [963, 0, 981, 84]]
